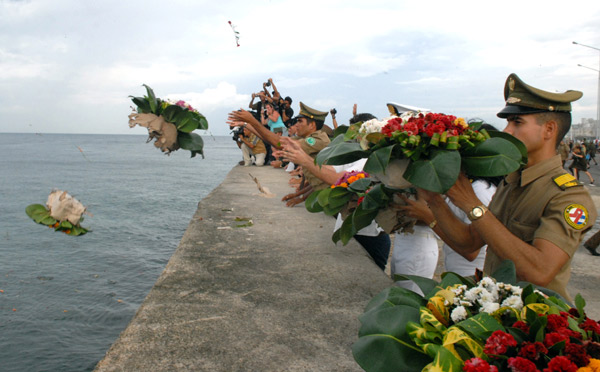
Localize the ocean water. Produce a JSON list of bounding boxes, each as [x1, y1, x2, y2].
[[0, 133, 239, 372]]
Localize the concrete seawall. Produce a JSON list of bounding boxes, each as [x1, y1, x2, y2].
[[94, 165, 600, 371], [94, 165, 392, 371]]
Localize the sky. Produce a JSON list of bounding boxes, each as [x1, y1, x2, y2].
[[1, 0, 600, 136]]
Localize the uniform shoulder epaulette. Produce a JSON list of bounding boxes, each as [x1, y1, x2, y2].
[[553, 173, 582, 190]]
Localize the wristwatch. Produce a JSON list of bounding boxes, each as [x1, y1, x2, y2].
[[468, 205, 488, 221]]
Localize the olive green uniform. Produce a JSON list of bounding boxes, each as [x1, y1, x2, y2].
[[296, 129, 330, 190], [485, 155, 596, 300]]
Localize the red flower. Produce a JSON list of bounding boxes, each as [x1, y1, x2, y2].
[[564, 343, 590, 367], [463, 358, 499, 372], [547, 314, 569, 332], [544, 332, 570, 348], [518, 342, 548, 361], [381, 117, 404, 137], [567, 308, 581, 318], [542, 356, 578, 372], [507, 357, 540, 372], [512, 320, 530, 334], [403, 122, 419, 135], [485, 330, 517, 356], [580, 318, 600, 335], [357, 196, 365, 206]]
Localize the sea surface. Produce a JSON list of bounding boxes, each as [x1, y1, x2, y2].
[[0, 133, 239, 372]]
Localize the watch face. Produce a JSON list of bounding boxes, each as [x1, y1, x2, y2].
[[473, 207, 483, 218]]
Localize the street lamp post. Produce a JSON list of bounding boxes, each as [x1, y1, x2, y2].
[[573, 41, 600, 141]]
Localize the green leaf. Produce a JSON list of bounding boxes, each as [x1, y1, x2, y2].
[[161, 104, 183, 123], [347, 177, 372, 192], [174, 111, 198, 133], [332, 125, 349, 138], [488, 130, 528, 165], [393, 275, 439, 299], [26, 204, 52, 224], [177, 132, 204, 158], [143, 84, 158, 113], [364, 145, 394, 174], [420, 344, 465, 372], [456, 312, 505, 342], [404, 150, 461, 193], [362, 287, 426, 316], [130, 96, 151, 113], [490, 260, 517, 285], [304, 190, 324, 213], [351, 203, 380, 237], [316, 187, 333, 207], [193, 112, 209, 130], [353, 306, 431, 372], [326, 187, 353, 210], [315, 141, 368, 166], [461, 137, 523, 177], [338, 213, 356, 244], [360, 184, 390, 211], [575, 294, 586, 319]]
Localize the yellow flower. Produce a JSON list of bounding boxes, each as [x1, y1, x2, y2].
[[579, 359, 600, 372], [340, 182, 349, 188], [347, 176, 358, 184], [454, 117, 467, 129]]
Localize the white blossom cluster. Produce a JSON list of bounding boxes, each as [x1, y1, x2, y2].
[[449, 277, 524, 323], [358, 118, 389, 136]]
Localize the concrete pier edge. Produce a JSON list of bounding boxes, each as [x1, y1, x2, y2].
[[94, 165, 392, 371], [94, 165, 600, 371]]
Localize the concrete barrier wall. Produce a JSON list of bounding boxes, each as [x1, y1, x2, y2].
[[94, 166, 392, 372]]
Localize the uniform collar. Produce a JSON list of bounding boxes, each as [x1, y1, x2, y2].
[[511, 154, 562, 187]]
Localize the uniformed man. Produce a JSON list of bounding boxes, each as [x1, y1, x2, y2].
[[420, 73, 596, 301]]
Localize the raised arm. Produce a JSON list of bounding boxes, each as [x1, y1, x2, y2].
[[273, 137, 342, 185], [228, 109, 282, 149]]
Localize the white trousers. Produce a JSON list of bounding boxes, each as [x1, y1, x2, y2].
[[241, 143, 265, 166], [391, 225, 439, 295]]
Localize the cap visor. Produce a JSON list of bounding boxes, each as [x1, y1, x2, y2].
[[497, 104, 547, 118]]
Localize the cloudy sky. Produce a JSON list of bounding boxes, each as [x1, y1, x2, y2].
[[1, 0, 599, 136]]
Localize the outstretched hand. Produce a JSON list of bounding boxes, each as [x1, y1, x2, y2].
[[227, 109, 256, 127]]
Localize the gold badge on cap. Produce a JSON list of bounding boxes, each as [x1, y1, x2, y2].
[[509, 78, 515, 91], [563, 203, 589, 230], [507, 97, 521, 104]]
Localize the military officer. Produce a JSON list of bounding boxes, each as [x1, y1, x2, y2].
[[421, 73, 596, 301]]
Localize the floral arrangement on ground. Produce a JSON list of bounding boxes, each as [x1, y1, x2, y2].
[[352, 260, 600, 372], [129, 84, 208, 158]]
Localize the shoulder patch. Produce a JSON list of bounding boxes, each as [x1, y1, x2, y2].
[[305, 137, 316, 146], [553, 174, 582, 190], [564, 204, 589, 230]]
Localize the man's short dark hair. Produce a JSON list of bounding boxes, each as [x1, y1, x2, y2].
[[313, 119, 324, 130], [284, 96, 292, 104], [349, 113, 377, 125], [535, 112, 571, 148]]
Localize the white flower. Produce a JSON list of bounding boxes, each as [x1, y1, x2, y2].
[[480, 302, 500, 314], [451, 306, 468, 323], [359, 118, 386, 135], [501, 295, 524, 310]]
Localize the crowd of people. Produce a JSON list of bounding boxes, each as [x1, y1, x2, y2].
[[227, 74, 598, 301]]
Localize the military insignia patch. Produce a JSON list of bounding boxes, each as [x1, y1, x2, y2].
[[305, 137, 316, 146], [553, 174, 581, 190], [564, 204, 589, 230]]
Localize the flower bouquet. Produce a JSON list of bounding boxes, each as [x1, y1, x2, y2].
[[25, 190, 89, 236], [352, 260, 600, 372], [129, 84, 208, 158], [317, 111, 526, 193], [307, 111, 527, 243], [305, 170, 417, 244]]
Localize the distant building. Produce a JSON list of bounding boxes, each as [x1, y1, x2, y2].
[[569, 118, 599, 140]]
